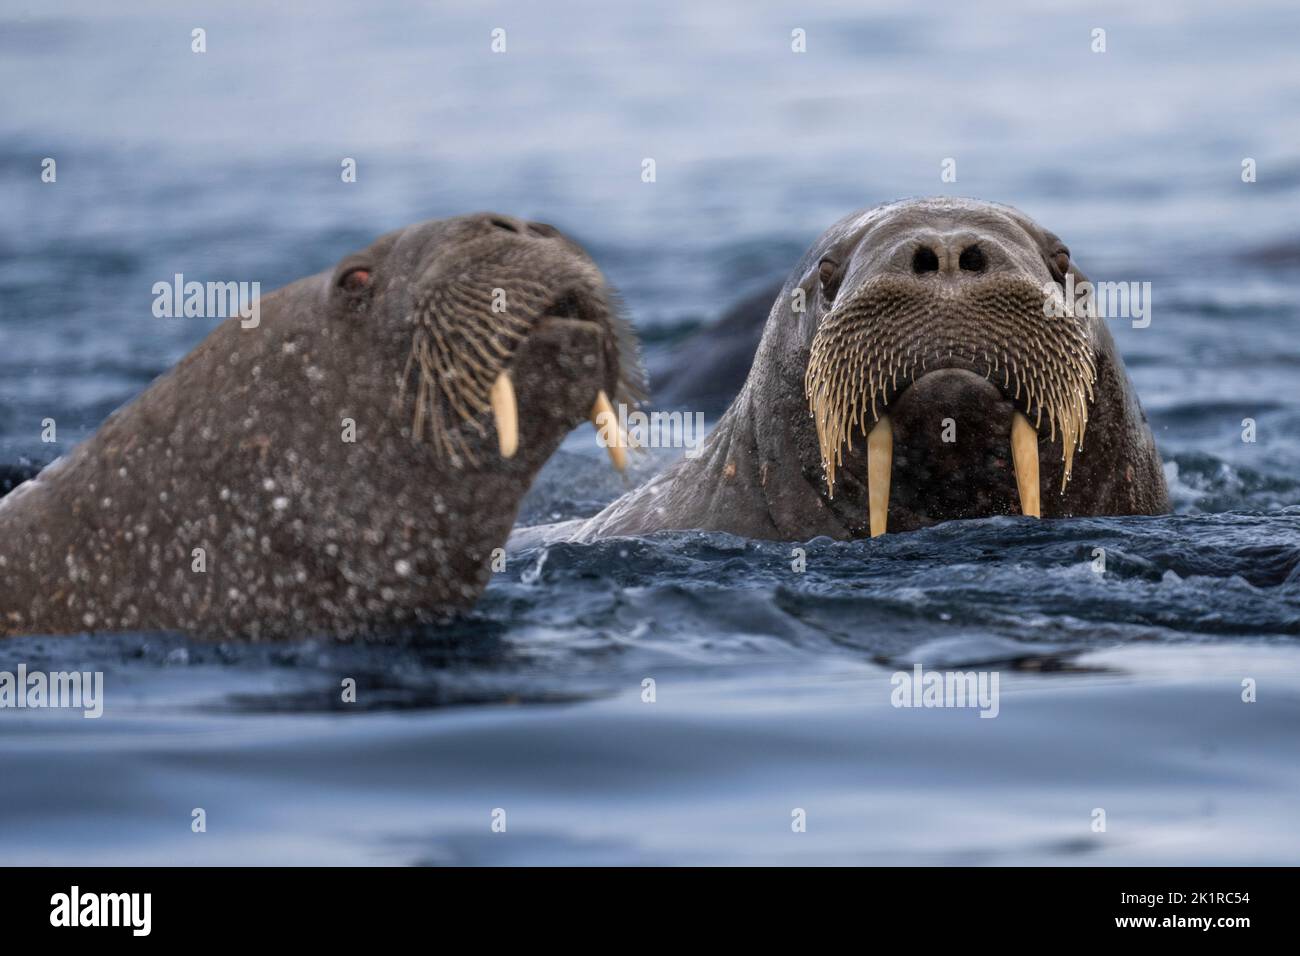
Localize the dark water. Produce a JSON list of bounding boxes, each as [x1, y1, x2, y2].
[[2, 0, 1300, 864]]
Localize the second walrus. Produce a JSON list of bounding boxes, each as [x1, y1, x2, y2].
[[0, 213, 644, 640]]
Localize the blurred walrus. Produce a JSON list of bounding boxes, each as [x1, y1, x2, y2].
[[523, 197, 1167, 543], [0, 214, 643, 639]]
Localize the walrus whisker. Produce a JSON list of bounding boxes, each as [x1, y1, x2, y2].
[[398, 267, 646, 472], [401, 293, 536, 458], [805, 275, 1096, 502]]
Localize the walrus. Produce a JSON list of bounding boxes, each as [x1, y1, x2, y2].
[[523, 197, 1167, 544], [0, 213, 644, 639]]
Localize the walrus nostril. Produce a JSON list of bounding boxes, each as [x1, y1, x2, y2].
[[912, 246, 940, 274], [545, 290, 587, 320], [959, 244, 987, 273], [489, 217, 521, 233]]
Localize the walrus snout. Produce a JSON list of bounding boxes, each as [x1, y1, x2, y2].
[[807, 271, 1097, 536], [505, 281, 645, 473], [398, 220, 645, 469]]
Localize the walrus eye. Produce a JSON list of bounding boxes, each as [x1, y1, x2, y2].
[[818, 258, 841, 299], [1052, 249, 1070, 278], [339, 268, 372, 293]]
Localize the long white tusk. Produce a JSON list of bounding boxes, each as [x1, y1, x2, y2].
[[1010, 410, 1040, 518], [867, 415, 892, 538], [490, 371, 518, 458], [590, 389, 626, 472]]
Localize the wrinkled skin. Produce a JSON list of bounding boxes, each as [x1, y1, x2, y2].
[[0, 214, 642, 639], [538, 197, 1168, 543]]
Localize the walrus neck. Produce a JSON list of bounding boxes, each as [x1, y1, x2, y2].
[[744, 379, 863, 540], [688, 389, 784, 535]]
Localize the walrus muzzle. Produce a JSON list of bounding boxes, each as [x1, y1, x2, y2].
[[806, 274, 1097, 535], [397, 241, 642, 469]]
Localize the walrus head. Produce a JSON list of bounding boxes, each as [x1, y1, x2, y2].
[[768, 197, 1164, 535], [565, 197, 1167, 544], [334, 213, 644, 471]]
